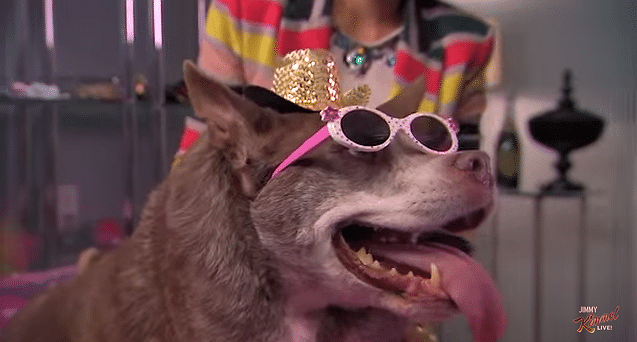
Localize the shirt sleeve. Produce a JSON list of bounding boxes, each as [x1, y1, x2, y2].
[[453, 37, 493, 124], [197, 0, 282, 88], [197, 0, 247, 85], [439, 24, 494, 122]]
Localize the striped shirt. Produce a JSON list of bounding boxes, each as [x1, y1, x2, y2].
[[176, 0, 494, 161]]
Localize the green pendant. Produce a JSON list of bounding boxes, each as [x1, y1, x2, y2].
[[346, 47, 367, 70]]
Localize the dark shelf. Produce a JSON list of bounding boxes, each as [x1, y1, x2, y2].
[[0, 93, 191, 108]]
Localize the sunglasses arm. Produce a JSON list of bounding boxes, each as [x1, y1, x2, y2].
[[270, 125, 331, 178]]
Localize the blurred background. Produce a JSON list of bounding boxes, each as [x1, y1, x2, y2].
[[0, 0, 635, 341]]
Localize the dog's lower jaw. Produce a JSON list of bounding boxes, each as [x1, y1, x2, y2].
[[275, 266, 457, 342], [376, 293, 458, 323]]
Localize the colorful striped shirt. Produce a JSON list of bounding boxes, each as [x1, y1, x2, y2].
[[176, 0, 494, 161]]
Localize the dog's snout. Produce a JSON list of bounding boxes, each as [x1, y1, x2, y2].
[[453, 151, 492, 185]]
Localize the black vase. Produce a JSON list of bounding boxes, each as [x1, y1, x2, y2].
[[528, 70, 605, 194]]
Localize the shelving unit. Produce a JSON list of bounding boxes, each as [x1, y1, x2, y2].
[[1, 0, 207, 270]]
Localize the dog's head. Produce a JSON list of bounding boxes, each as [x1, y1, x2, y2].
[[183, 61, 506, 341]]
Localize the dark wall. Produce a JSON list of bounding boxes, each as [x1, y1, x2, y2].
[[0, 0, 199, 267], [453, 0, 637, 92], [1, 0, 199, 87]]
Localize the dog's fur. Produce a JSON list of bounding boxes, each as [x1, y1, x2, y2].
[[3, 61, 497, 342]]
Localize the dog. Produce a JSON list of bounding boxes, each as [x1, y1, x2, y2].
[[2, 61, 506, 342]]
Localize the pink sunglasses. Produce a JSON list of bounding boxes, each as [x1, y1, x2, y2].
[[271, 106, 459, 178]]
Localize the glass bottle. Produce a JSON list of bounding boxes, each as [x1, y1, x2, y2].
[[496, 93, 520, 189]]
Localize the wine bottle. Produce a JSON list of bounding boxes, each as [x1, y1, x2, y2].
[[496, 94, 520, 189]]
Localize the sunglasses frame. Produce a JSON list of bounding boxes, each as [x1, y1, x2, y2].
[[321, 106, 459, 155], [271, 106, 460, 178]]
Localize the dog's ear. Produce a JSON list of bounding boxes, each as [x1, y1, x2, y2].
[[183, 61, 322, 197], [183, 60, 262, 151], [376, 77, 425, 118]]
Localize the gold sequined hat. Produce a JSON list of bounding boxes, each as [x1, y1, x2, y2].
[[272, 49, 371, 110]]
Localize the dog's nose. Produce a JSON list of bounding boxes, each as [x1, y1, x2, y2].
[[453, 151, 492, 185]]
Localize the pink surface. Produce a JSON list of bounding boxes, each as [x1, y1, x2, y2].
[[0, 265, 77, 332], [0, 296, 27, 330], [0, 265, 76, 289]]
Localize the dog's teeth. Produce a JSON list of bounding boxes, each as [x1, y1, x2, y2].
[[363, 255, 374, 265], [427, 263, 442, 288], [371, 260, 383, 269], [356, 247, 374, 265], [389, 268, 399, 276], [380, 237, 388, 243], [406, 271, 415, 278]]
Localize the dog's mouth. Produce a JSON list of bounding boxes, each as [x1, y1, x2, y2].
[[332, 207, 507, 341], [332, 208, 485, 299]]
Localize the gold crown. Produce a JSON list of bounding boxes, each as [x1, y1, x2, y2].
[[272, 49, 370, 110]]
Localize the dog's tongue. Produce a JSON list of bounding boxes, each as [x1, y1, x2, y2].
[[377, 244, 507, 342]]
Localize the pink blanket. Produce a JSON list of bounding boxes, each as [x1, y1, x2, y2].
[[0, 265, 77, 332]]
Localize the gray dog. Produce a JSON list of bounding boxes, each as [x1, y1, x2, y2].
[[3, 61, 506, 342]]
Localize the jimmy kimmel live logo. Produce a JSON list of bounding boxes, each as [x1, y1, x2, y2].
[[573, 306, 619, 333]]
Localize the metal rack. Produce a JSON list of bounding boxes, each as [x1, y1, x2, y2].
[[2, 0, 208, 269], [439, 189, 610, 342]]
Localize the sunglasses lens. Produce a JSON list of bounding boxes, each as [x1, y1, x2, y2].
[[411, 116, 453, 151], [340, 109, 391, 147]]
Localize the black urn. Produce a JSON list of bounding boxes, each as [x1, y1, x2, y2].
[[528, 70, 605, 194]]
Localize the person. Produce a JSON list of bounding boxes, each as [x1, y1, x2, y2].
[[198, 0, 492, 119], [175, 0, 494, 161]]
